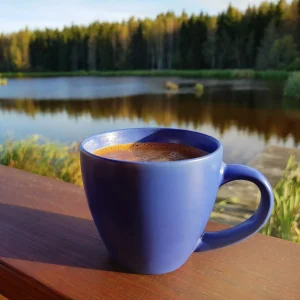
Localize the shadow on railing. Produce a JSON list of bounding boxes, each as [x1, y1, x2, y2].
[[0, 203, 132, 273]]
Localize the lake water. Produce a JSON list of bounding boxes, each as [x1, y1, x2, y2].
[[0, 76, 299, 164]]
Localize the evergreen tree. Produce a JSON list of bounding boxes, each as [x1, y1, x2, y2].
[[256, 20, 277, 69], [269, 35, 298, 69], [129, 24, 147, 69]]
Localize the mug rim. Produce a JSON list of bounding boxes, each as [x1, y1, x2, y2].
[[80, 127, 223, 165]]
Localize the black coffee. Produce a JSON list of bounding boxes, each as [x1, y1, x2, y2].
[[93, 142, 207, 162]]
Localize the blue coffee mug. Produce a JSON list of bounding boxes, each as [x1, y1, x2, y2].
[[80, 128, 274, 274]]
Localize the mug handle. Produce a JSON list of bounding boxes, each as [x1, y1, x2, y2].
[[194, 163, 274, 252]]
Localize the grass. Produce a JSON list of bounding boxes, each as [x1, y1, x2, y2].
[[0, 136, 299, 243], [0, 69, 290, 80], [0, 136, 82, 186], [260, 156, 300, 243], [194, 83, 204, 96], [284, 72, 300, 98]]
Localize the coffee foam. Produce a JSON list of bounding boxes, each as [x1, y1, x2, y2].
[[93, 142, 207, 162]]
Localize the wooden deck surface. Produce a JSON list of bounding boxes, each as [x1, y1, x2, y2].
[[1, 165, 300, 300]]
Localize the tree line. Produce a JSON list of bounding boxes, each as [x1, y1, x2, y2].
[[1, 0, 300, 72]]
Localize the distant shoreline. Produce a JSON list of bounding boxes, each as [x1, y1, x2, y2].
[[0, 70, 290, 80]]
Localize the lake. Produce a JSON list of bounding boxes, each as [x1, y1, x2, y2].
[[0, 76, 299, 164]]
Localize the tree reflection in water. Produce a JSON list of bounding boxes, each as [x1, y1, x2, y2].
[[0, 91, 299, 146]]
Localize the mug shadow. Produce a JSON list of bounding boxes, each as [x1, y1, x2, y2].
[[136, 129, 186, 144], [0, 203, 134, 273]]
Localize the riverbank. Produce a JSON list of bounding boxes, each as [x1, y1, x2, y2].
[[0, 69, 290, 80]]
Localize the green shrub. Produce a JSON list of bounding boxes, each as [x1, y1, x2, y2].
[[194, 83, 204, 97], [260, 156, 300, 243], [284, 72, 300, 98], [0, 136, 82, 186]]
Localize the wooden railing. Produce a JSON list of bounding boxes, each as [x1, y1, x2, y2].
[[0, 165, 299, 300]]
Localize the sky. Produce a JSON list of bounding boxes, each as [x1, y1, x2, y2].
[[0, 0, 281, 33]]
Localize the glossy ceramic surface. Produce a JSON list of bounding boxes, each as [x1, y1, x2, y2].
[[80, 128, 274, 274]]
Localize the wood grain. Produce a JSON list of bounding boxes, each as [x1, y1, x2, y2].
[[0, 165, 300, 300]]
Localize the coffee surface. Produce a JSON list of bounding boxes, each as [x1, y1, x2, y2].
[[93, 142, 207, 162]]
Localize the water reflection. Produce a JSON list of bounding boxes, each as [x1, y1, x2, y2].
[[1, 93, 299, 141], [0, 91, 299, 164]]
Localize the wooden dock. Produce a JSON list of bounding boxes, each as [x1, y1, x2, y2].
[[213, 145, 300, 225]]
